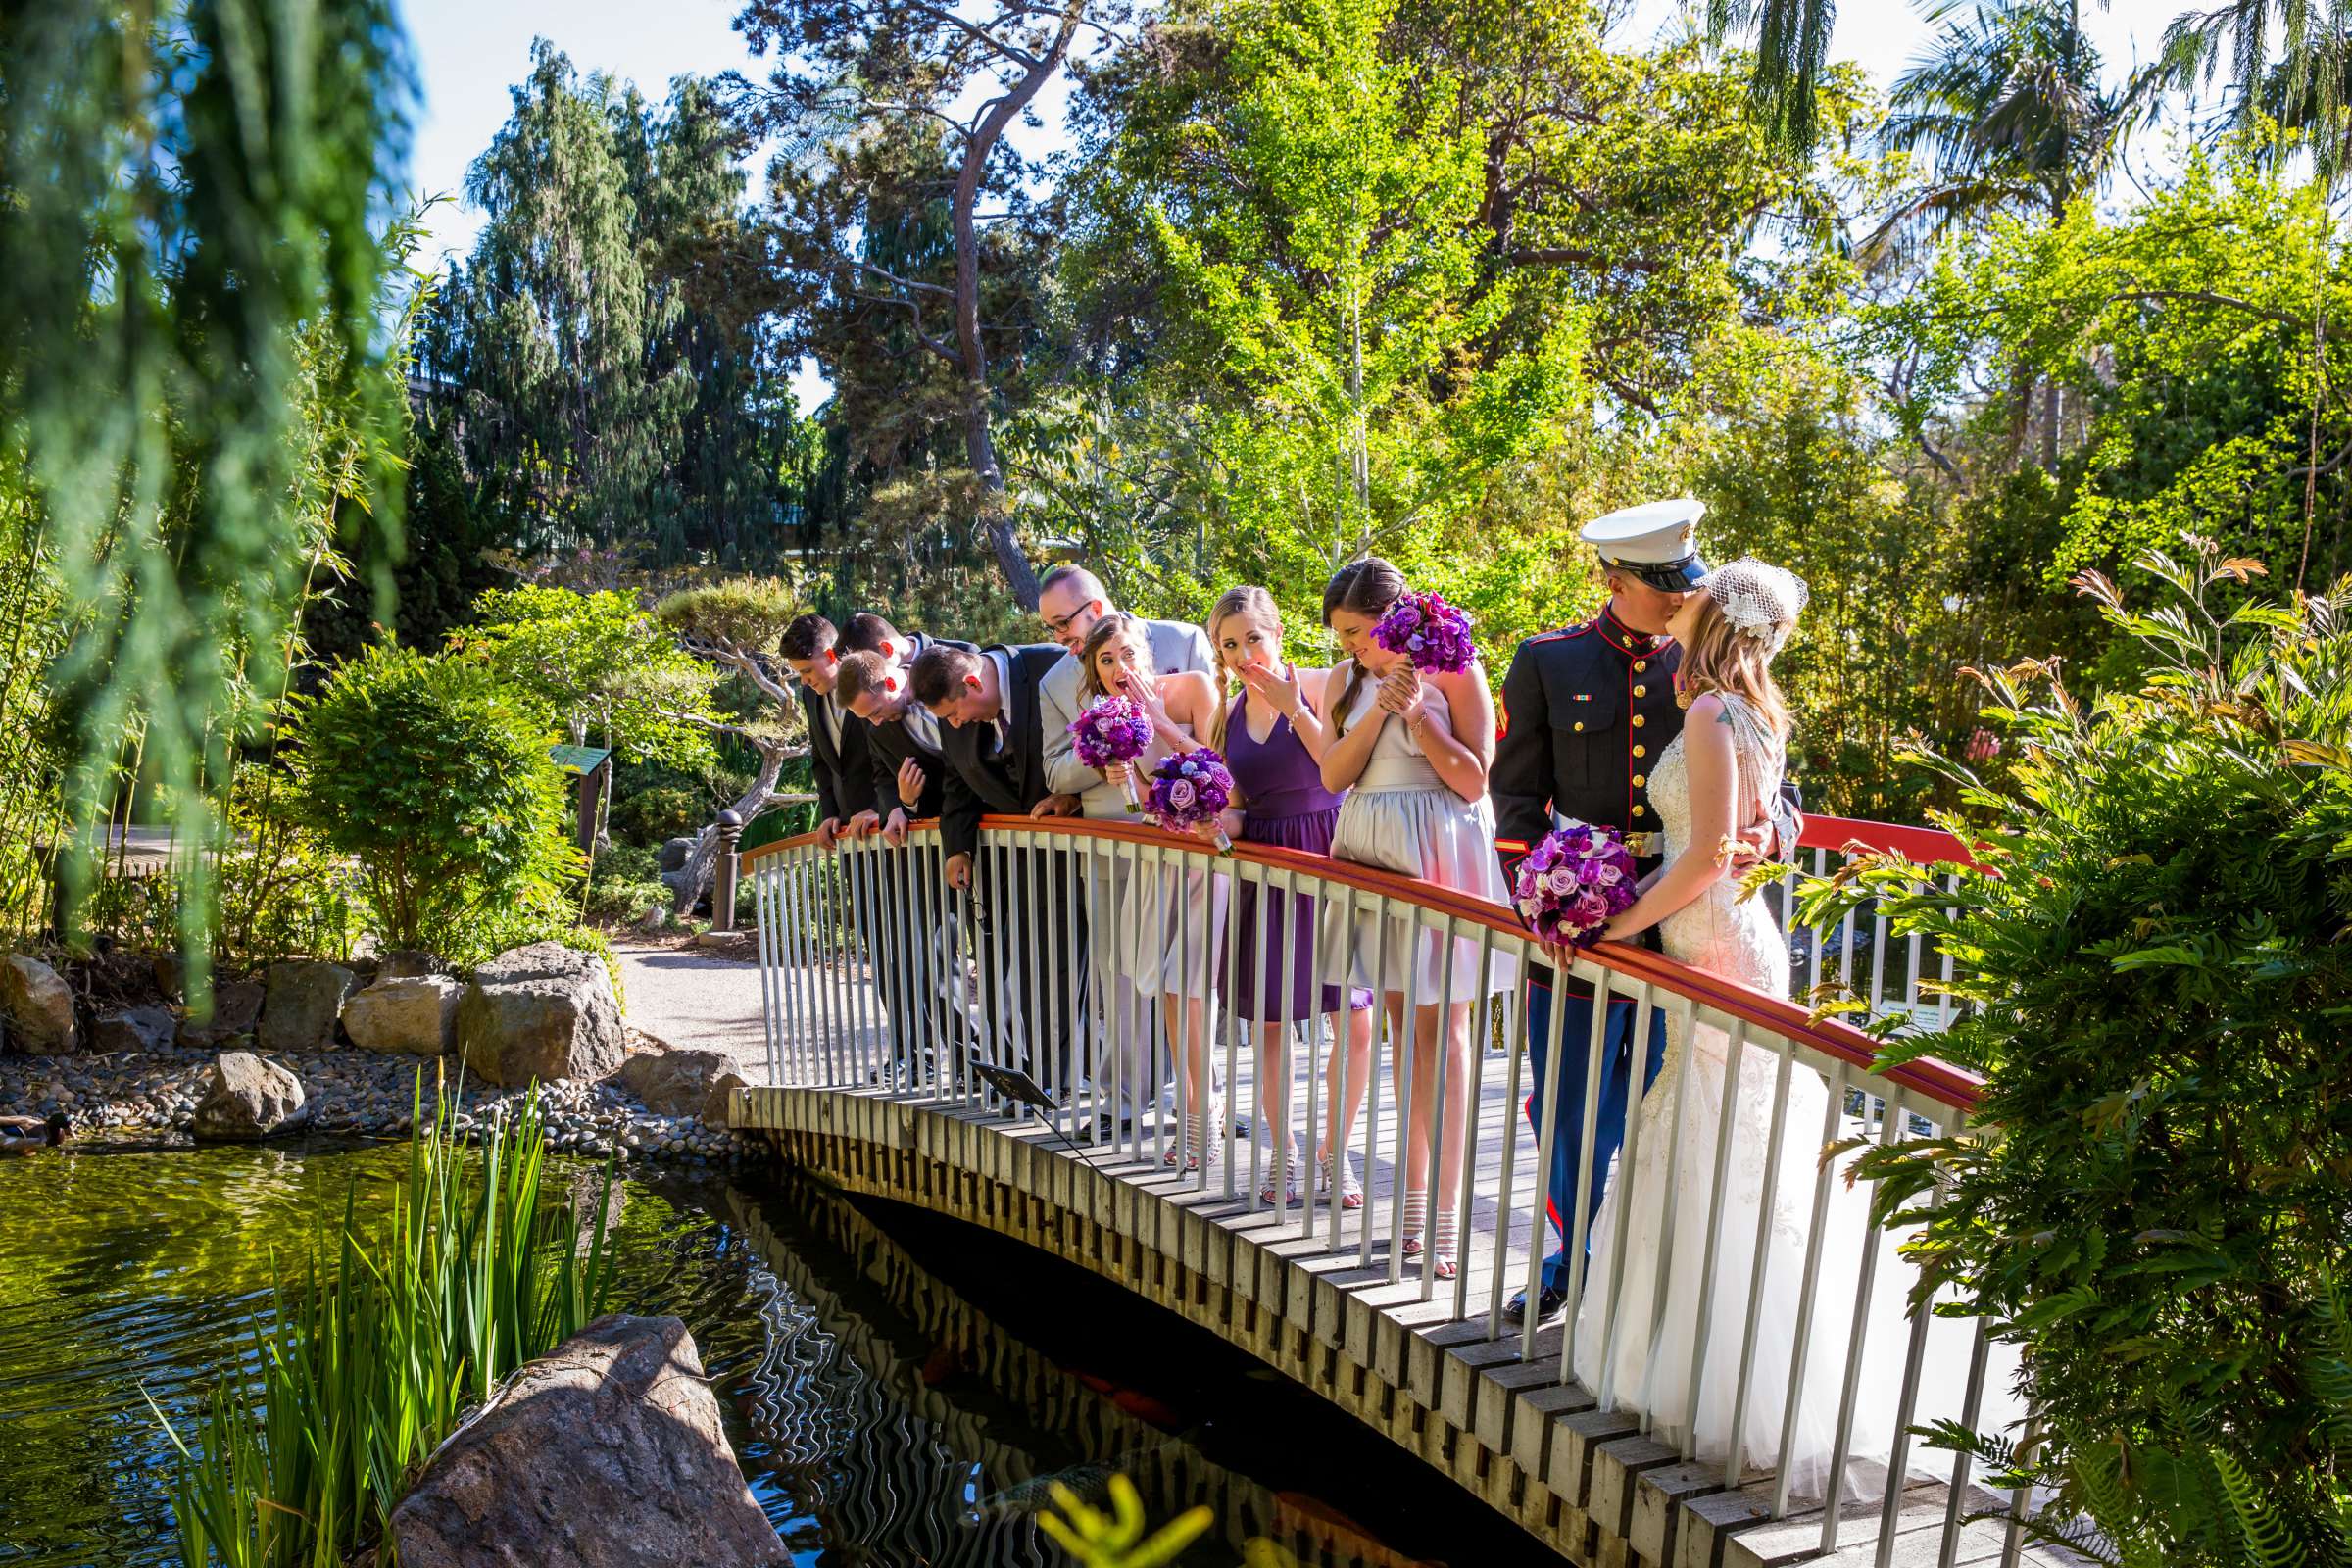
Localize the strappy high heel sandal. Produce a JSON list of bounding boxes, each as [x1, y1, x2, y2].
[[1259, 1143, 1303, 1207], [1401, 1196, 1459, 1281], [1318, 1144, 1363, 1209]]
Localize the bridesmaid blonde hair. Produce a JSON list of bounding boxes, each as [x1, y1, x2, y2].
[[1204, 585, 1286, 753]]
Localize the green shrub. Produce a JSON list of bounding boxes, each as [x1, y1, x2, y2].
[[586, 876, 670, 926], [1802, 545, 2352, 1564], [608, 785, 703, 845], [593, 843, 662, 884], [291, 645, 580, 956]]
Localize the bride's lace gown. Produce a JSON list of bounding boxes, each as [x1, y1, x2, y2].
[[1570, 692, 2012, 1501]]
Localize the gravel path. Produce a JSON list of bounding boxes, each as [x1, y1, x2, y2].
[[613, 937, 775, 1084]]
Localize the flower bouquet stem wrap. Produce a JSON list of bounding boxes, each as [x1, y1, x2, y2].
[[1145, 747, 1238, 856], [1513, 821, 1638, 949], [1371, 590, 1477, 673], [1069, 696, 1153, 808]]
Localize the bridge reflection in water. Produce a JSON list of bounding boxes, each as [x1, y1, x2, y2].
[[735, 815, 2063, 1568], [731, 1175, 1533, 1565]]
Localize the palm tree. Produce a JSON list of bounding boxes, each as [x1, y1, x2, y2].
[[2152, 0, 2352, 175], [1868, 0, 2135, 265]]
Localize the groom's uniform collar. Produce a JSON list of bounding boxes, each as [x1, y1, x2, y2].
[[1595, 604, 1668, 660]]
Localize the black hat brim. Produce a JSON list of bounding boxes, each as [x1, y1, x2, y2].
[[1611, 554, 1709, 592]]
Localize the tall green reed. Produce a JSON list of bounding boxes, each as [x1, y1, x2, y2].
[[153, 1079, 615, 1568]]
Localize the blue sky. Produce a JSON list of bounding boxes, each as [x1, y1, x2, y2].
[[394, 0, 2184, 411]]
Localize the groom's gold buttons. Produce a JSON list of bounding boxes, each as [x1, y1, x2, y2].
[[1633, 744, 1646, 758], [1632, 804, 1646, 817], [1573, 720, 1585, 732], [1632, 773, 1646, 787], [1633, 684, 1647, 697], [1631, 714, 1645, 728], [1633, 660, 1648, 672]]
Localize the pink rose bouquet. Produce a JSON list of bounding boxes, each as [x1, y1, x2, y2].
[[1144, 747, 1237, 855], [1070, 696, 1154, 807], [1513, 821, 1638, 949], [1371, 590, 1477, 673]]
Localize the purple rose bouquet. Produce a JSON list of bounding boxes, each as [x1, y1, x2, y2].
[[1371, 591, 1476, 673], [1513, 821, 1639, 949], [1144, 747, 1237, 855], [1070, 696, 1154, 807]]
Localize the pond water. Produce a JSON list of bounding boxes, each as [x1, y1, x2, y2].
[[0, 1140, 1539, 1567]]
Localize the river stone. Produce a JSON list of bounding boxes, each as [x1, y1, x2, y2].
[[177, 980, 264, 1047], [259, 959, 354, 1053], [0, 955, 76, 1054], [192, 1051, 309, 1141], [342, 976, 460, 1054], [92, 1004, 177, 1054], [617, 1047, 737, 1117], [386, 1314, 783, 1568], [455, 943, 624, 1088], [658, 835, 695, 873]]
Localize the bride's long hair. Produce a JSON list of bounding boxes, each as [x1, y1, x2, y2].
[[1675, 593, 1793, 743]]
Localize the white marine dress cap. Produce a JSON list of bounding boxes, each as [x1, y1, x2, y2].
[[1580, 498, 1709, 591]]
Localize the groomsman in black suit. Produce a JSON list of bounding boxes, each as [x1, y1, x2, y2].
[[909, 641, 1081, 1079], [836, 630, 959, 1081], [779, 614, 877, 843]]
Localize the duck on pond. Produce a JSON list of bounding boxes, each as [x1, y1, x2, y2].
[[0, 1112, 70, 1154]]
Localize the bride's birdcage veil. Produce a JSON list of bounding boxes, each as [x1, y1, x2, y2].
[[1699, 559, 1808, 657]]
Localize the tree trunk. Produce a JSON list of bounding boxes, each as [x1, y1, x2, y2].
[[669, 745, 787, 914], [949, 0, 1086, 612]]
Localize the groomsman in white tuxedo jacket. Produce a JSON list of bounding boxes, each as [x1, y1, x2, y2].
[[1034, 565, 1216, 1119]]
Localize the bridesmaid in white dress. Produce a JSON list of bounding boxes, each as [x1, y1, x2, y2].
[[1569, 559, 2020, 1500], [1316, 559, 1516, 1280], [1080, 613, 1229, 1168]]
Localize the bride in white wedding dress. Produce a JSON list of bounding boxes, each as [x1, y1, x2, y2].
[[1569, 559, 2018, 1502]]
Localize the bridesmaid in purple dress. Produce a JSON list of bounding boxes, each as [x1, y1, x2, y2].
[[1202, 588, 1375, 1207]]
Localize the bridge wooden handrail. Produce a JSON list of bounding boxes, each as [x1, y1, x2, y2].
[[740, 810, 1984, 1113]]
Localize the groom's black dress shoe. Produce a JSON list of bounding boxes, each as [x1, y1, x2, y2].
[[1504, 1283, 1569, 1327]]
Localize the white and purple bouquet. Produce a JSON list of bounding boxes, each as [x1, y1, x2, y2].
[[1070, 696, 1154, 807], [1513, 821, 1639, 949], [1372, 590, 1477, 673], [1144, 747, 1237, 856]]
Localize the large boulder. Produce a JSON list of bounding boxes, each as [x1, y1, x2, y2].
[[342, 976, 460, 1055], [658, 835, 695, 873], [617, 1047, 738, 1117], [178, 979, 264, 1048], [259, 959, 354, 1053], [703, 1070, 749, 1128], [456, 943, 624, 1088], [0, 955, 77, 1054], [92, 1004, 178, 1054], [386, 1314, 784, 1568], [191, 1052, 309, 1141]]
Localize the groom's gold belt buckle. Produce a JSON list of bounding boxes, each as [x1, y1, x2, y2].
[[1623, 831, 1660, 857]]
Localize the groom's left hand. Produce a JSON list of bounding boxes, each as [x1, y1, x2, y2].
[[1722, 820, 1773, 876]]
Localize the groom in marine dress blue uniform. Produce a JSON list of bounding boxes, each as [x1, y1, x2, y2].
[[1491, 500, 1799, 1326]]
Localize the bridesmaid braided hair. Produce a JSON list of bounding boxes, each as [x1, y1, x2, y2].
[[1321, 557, 1408, 739], [1204, 585, 1284, 754]]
